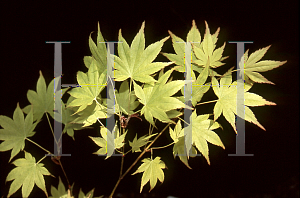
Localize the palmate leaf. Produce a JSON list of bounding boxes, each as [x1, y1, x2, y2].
[[114, 21, 173, 83], [70, 100, 107, 128], [132, 156, 166, 193], [193, 21, 228, 68], [178, 57, 210, 107], [188, 111, 224, 165], [115, 80, 139, 115], [49, 176, 68, 198], [78, 188, 96, 198], [67, 59, 106, 114], [49, 176, 99, 198], [23, 71, 68, 121], [89, 124, 127, 159], [133, 68, 192, 127], [169, 121, 197, 169], [61, 101, 84, 139], [84, 22, 107, 73], [242, 45, 287, 84], [161, 20, 222, 76], [0, 104, 38, 162], [212, 73, 276, 133], [170, 110, 224, 165], [129, 133, 157, 153], [6, 151, 52, 198]]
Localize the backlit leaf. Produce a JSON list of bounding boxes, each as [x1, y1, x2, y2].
[[242, 45, 287, 84], [212, 73, 276, 132], [0, 104, 38, 162], [23, 71, 68, 121], [129, 133, 157, 153], [132, 156, 166, 193], [114, 21, 172, 83], [89, 124, 127, 159], [67, 59, 106, 114], [6, 151, 52, 198], [133, 68, 192, 127], [187, 111, 224, 165]]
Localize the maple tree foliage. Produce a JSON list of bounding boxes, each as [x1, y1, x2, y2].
[[0, 20, 286, 197]]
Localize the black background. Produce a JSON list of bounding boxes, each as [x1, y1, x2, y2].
[[0, 1, 299, 198]]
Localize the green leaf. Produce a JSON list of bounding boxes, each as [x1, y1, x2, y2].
[[23, 71, 67, 121], [115, 80, 139, 115], [71, 101, 107, 128], [161, 21, 198, 72], [89, 124, 127, 159], [54, 98, 84, 140], [133, 68, 192, 127], [6, 151, 52, 198], [192, 21, 228, 68], [132, 156, 166, 193], [78, 188, 95, 198], [169, 120, 197, 169], [0, 104, 38, 162], [188, 111, 224, 165], [242, 45, 287, 84], [161, 20, 223, 76], [212, 73, 276, 132], [114, 21, 172, 83], [67, 59, 106, 114], [129, 133, 157, 153], [49, 176, 68, 198], [180, 57, 210, 106], [84, 22, 107, 73]]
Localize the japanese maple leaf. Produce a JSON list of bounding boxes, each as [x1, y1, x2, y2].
[[6, 151, 52, 198], [192, 21, 228, 68], [169, 120, 197, 169], [188, 111, 224, 165], [115, 80, 139, 115], [129, 133, 157, 153], [133, 68, 192, 126], [212, 73, 276, 133], [0, 104, 38, 162], [132, 156, 166, 193], [113, 21, 173, 83], [171, 111, 224, 165], [242, 45, 287, 84], [161, 20, 226, 75], [89, 125, 127, 159], [67, 59, 106, 114], [23, 71, 68, 121], [83, 22, 107, 73], [49, 176, 68, 198]]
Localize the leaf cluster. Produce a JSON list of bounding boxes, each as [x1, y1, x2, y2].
[[0, 20, 286, 197]]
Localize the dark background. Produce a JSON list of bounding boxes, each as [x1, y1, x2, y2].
[[1, 1, 299, 198]]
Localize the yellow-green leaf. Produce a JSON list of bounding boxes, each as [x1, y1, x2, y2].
[[89, 125, 127, 159], [133, 69, 192, 127], [242, 45, 287, 84], [132, 156, 166, 193], [67, 60, 106, 114], [114, 21, 171, 83], [129, 133, 157, 153], [23, 71, 67, 121], [6, 151, 52, 198], [212, 74, 276, 132], [0, 104, 38, 162]]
